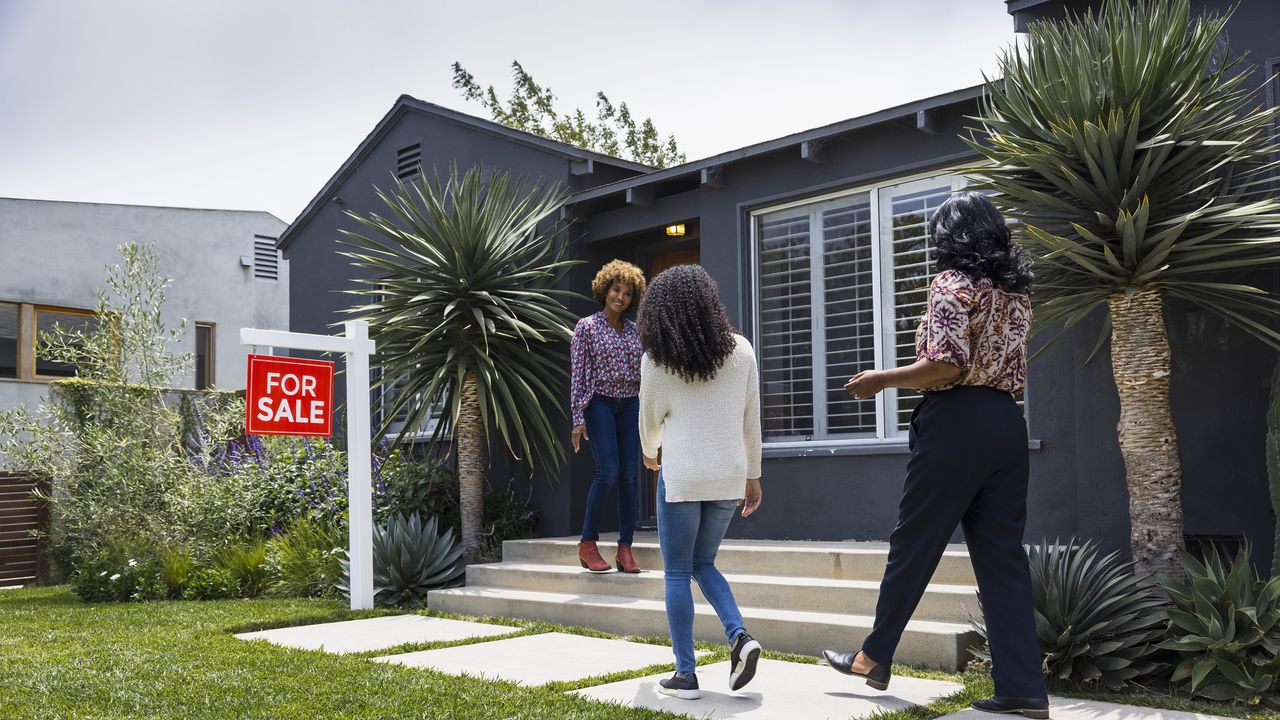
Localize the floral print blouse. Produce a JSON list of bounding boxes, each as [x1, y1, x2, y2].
[[915, 269, 1032, 394], [570, 312, 643, 426]]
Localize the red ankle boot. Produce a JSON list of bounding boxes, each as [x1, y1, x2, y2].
[[578, 540, 611, 572], [615, 544, 641, 574]]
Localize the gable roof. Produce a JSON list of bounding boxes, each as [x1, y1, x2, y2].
[[278, 94, 654, 250]]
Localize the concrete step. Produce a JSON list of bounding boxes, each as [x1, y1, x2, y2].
[[427, 585, 979, 671], [465, 562, 980, 624], [503, 534, 977, 585]]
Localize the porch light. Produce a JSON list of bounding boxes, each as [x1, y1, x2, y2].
[[665, 223, 686, 237]]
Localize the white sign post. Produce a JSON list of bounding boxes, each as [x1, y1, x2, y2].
[[240, 320, 377, 611]]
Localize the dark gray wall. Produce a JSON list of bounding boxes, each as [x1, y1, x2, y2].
[[283, 108, 598, 539], [1001, 0, 1280, 571]]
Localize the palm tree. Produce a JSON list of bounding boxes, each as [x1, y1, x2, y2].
[[340, 164, 579, 558], [968, 0, 1280, 580]]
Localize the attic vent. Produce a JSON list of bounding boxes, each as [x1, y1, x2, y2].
[[396, 143, 422, 180], [253, 236, 280, 281]]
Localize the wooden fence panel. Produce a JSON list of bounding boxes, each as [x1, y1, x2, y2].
[[0, 474, 43, 587]]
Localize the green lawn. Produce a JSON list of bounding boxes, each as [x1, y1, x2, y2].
[[0, 586, 1271, 720]]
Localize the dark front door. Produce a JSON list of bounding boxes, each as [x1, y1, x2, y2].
[[637, 246, 701, 529]]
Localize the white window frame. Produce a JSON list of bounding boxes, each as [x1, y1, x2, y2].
[[749, 169, 970, 449], [374, 366, 445, 442]]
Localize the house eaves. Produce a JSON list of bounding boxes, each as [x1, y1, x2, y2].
[[1005, 0, 1056, 12], [278, 94, 654, 251], [566, 83, 986, 206]]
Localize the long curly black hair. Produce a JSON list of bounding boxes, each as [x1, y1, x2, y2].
[[637, 264, 737, 383], [930, 192, 1033, 295]]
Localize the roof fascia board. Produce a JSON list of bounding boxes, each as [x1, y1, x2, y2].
[[567, 84, 985, 204]]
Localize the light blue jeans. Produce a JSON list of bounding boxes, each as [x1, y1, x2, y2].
[[657, 475, 746, 674]]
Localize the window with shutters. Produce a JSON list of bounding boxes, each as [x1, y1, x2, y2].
[[253, 236, 280, 281], [752, 171, 974, 445]]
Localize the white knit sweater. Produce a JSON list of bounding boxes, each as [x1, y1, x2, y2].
[[639, 334, 763, 503]]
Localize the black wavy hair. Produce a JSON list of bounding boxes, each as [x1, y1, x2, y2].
[[929, 191, 1033, 295], [637, 264, 737, 383]]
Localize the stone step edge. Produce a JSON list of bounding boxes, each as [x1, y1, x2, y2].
[[507, 536, 972, 558], [470, 561, 981, 595], [429, 585, 975, 635]]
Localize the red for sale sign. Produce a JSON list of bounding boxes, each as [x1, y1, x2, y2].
[[245, 354, 334, 437]]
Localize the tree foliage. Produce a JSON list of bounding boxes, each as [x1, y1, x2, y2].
[[452, 60, 685, 168]]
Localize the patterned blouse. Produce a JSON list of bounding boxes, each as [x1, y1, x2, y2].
[[570, 312, 643, 426], [915, 269, 1032, 394]]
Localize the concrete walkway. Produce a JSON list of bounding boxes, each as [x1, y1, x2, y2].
[[234, 613, 1238, 720]]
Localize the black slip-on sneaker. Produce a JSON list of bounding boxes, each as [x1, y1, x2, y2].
[[729, 631, 762, 691], [658, 672, 701, 700], [971, 696, 1050, 719]]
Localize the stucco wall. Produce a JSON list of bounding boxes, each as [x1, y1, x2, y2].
[[0, 198, 289, 416]]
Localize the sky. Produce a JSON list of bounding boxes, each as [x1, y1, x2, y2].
[[0, 1, 1017, 223]]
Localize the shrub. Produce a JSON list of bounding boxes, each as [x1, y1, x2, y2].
[[971, 538, 1167, 690], [217, 539, 270, 598], [267, 519, 344, 598], [70, 551, 162, 603], [1157, 546, 1280, 708], [184, 566, 236, 601], [158, 546, 193, 600], [340, 512, 464, 607]]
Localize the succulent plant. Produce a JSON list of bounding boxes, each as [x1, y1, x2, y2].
[[340, 512, 465, 607], [1157, 546, 1280, 708], [971, 538, 1167, 690]]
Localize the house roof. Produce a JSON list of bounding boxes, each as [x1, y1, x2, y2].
[[566, 83, 986, 205], [277, 94, 655, 251], [1005, 0, 1056, 11]]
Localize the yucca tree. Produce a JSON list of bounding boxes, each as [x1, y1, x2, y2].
[[340, 164, 579, 558], [968, 0, 1280, 580]]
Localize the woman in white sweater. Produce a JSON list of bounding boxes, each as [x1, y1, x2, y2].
[[637, 264, 764, 700]]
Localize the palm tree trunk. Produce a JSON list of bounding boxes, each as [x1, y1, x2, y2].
[[456, 375, 485, 560], [1108, 288, 1184, 580]]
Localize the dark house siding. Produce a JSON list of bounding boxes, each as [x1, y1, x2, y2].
[[282, 0, 1280, 568]]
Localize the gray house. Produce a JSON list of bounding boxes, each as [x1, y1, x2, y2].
[[279, 0, 1280, 571], [0, 198, 290, 411]]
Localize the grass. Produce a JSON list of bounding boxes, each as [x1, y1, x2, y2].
[[0, 586, 685, 720], [2, 585, 1274, 720]]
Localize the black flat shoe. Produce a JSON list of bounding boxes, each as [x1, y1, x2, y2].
[[971, 696, 1050, 719], [819, 649, 891, 690]]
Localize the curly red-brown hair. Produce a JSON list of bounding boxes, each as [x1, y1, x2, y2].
[[590, 259, 646, 310]]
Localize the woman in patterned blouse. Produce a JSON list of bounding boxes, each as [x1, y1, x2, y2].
[[570, 259, 647, 574], [822, 193, 1049, 719]]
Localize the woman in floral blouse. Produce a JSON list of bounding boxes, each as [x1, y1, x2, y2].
[[570, 259, 647, 573], [822, 193, 1049, 719]]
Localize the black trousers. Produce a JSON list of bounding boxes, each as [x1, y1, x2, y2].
[[862, 385, 1046, 699]]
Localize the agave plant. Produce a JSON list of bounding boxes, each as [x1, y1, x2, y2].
[[340, 164, 579, 558], [341, 512, 465, 607], [968, 0, 1280, 580], [971, 538, 1167, 690], [1157, 546, 1280, 707]]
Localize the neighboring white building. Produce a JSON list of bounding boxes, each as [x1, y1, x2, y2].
[[0, 198, 289, 413]]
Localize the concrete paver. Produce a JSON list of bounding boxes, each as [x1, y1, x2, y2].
[[572, 658, 963, 719], [234, 614, 519, 654], [939, 698, 1235, 720], [375, 631, 701, 686]]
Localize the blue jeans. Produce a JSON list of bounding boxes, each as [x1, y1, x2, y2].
[[657, 475, 745, 675], [580, 394, 639, 546]]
